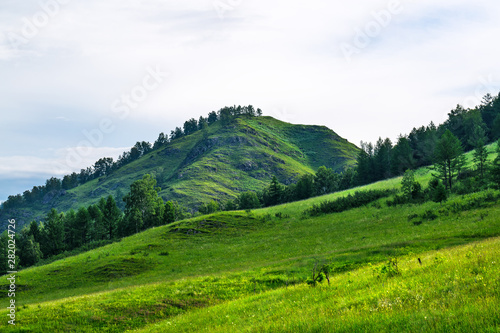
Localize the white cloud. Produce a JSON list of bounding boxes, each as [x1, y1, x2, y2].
[[1, 0, 500, 193], [0, 147, 129, 179]]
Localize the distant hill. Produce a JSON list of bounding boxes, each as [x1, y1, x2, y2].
[[0, 115, 359, 228]]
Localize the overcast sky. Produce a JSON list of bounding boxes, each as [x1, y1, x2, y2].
[[1, 0, 500, 202]]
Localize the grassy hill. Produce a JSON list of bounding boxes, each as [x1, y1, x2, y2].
[[0, 115, 359, 229], [1, 150, 499, 332]]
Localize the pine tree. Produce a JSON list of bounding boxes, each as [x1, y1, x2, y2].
[[434, 130, 465, 190], [40, 209, 65, 256], [99, 195, 121, 240], [491, 139, 500, 187], [267, 176, 283, 206], [17, 228, 42, 267], [470, 125, 489, 181], [295, 174, 315, 200]]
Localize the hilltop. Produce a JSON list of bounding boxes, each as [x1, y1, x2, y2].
[[0, 115, 359, 229]]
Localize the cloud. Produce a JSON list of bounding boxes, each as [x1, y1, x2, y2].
[[0, 146, 129, 179], [1, 0, 500, 196]]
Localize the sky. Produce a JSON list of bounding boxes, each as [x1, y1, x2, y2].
[[1, 0, 500, 202]]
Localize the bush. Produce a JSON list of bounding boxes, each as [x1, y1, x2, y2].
[[304, 190, 395, 216], [428, 180, 448, 203], [422, 209, 438, 221], [454, 178, 480, 195]]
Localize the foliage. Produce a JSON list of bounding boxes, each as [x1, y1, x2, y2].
[[304, 190, 395, 216], [429, 179, 448, 203], [198, 200, 220, 215], [433, 129, 465, 190], [237, 191, 261, 210], [306, 262, 331, 287], [492, 139, 500, 187], [121, 174, 166, 236]]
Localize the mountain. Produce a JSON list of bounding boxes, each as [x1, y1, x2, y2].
[[0, 115, 359, 228]]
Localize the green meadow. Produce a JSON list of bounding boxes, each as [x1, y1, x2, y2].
[[0, 147, 500, 332], [1, 144, 500, 332]]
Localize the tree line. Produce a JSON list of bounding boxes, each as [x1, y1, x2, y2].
[[355, 93, 500, 188], [0, 174, 188, 274], [197, 166, 357, 213], [1, 105, 263, 211]]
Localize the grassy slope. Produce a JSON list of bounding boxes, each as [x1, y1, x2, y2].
[[139, 237, 500, 333], [0, 146, 499, 332], [1, 116, 359, 228]]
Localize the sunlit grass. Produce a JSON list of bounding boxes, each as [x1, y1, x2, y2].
[[138, 237, 500, 333], [0, 142, 499, 332]]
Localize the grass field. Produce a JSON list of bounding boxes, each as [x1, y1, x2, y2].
[[0, 145, 499, 332]]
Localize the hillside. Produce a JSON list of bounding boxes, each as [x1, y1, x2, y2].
[[0, 115, 359, 229], [0, 156, 499, 331]]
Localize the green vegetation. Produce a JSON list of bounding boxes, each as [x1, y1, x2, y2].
[[355, 93, 500, 187], [0, 94, 499, 331], [137, 237, 500, 333], [0, 157, 499, 331], [0, 113, 359, 230]]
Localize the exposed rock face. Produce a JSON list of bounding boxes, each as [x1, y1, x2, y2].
[[42, 190, 66, 204]]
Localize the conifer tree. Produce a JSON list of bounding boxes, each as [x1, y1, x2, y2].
[[434, 130, 465, 190]]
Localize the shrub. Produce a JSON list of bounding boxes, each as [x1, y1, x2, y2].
[[304, 190, 395, 216]]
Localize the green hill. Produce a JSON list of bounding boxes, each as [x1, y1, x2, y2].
[[0, 115, 359, 228], [1, 156, 499, 332]]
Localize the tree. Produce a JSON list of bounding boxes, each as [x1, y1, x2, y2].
[[45, 177, 62, 192], [28, 220, 42, 244], [238, 191, 261, 210], [122, 174, 165, 235], [401, 170, 422, 201], [170, 127, 184, 140], [40, 209, 65, 256], [198, 116, 208, 130], [153, 132, 168, 149], [314, 166, 338, 196], [267, 176, 283, 206], [374, 138, 393, 180], [0, 233, 9, 275], [434, 130, 465, 190], [492, 114, 500, 140], [207, 111, 218, 125], [356, 141, 375, 185], [246, 105, 256, 116], [17, 228, 42, 267], [163, 201, 176, 224], [74, 207, 92, 247], [295, 174, 315, 200], [470, 125, 489, 181], [218, 107, 232, 125], [461, 110, 488, 150], [479, 93, 496, 139], [432, 181, 448, 203], [99, 195, 121, 240], [63, 209, 77, 250], [93, 157, 114, 178], [391, 137, 415, 175], [491, 139, 500, 187], [183, 118, 198, 135], [256, 108, 263, 116], [62, 172, 79, 190], [401, 170, 415, 201], [199, 200, 220, 215], [88, 204, 105, 242]]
